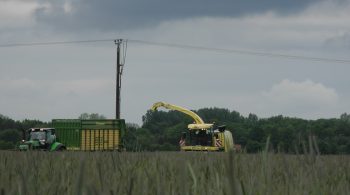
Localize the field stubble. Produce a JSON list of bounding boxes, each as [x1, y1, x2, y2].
[[0, 151, 349, 195]]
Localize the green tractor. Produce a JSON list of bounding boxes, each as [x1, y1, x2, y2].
[[19, 128, 66, 151]]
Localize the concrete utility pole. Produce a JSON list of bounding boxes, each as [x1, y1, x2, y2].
[[115, 39, 123, 119]]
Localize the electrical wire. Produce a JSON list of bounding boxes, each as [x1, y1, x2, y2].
[[128, 39, 350, 64], [0, 39, 113, 47], [1, 38, 350, 64]]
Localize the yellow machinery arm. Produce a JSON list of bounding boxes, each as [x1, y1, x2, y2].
[[151, 102, 204, 124], [151, 102, 213, 129]]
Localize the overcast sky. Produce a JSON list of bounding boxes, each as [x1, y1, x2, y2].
[[1, 0, 350, 124]]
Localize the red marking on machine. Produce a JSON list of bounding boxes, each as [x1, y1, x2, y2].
[[215, 139, 222, 147], [179, 139, 186, 147]]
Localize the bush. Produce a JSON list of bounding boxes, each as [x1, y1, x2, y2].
[[0, 141, 15, 150], [0, 129, 21, 143]]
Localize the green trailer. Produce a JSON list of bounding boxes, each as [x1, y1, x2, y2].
[[52, 119, 126, 151]]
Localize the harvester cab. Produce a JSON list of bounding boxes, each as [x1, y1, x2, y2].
[[19, 128, 66, 151]]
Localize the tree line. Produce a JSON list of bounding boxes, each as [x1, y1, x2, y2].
[[1, 110, 350, 154]]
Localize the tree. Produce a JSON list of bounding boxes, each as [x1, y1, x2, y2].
[[248, 113, 258, 123], [0, 114, 16, 130], [340, 113, 350, 122], [0, 129, 21, 150], [79, 113, 106, 120], [124, 123, 141, 151], [0, 140, 14, 150], [0, 129, 21, 143]]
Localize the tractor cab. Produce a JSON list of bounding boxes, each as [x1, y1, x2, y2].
[[19, 128, 65, 151], [29, 128, 55, 144]]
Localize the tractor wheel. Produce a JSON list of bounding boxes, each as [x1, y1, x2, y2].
[[54, 145, 66, 151], [57, 146, 66, 151]]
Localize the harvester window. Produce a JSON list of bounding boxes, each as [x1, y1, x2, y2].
[[189, 130, 212, 146]]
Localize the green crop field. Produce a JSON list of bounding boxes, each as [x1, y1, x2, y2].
[[0, 151, 349, 195]]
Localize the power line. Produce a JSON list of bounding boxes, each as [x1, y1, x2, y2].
[[1, 38, 350, 64], [0, 39, 113, 47], [128, 39, 350, 64]]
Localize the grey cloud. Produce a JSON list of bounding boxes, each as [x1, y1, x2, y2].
[[34, 0, 318, 32], [325, 32, 350, 49]]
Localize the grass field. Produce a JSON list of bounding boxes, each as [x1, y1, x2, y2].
[[0, 151, 349, 195]]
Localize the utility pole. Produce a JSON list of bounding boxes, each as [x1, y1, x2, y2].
[[115, 39, 123, 119]]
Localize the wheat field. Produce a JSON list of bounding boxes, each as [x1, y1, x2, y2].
[[0, 151, 349, 195]]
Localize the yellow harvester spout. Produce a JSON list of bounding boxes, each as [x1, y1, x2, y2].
[[151, 102, 205, 124], [151, 102, 213, 129]]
